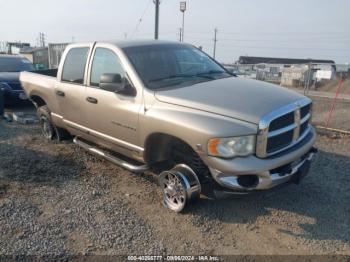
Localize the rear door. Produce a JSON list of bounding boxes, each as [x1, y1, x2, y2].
[[84, 44, 143, 155], [55, 44, 94, 135]]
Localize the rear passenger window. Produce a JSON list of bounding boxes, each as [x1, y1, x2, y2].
[[61, 47, 89, 84]]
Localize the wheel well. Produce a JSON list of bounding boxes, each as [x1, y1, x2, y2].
[[30, 95, 46, 108], [144, 133, 190, 163], [144, 133, 208, 175]]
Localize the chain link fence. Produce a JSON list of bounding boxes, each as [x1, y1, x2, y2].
[[307, 73, 350, 133]]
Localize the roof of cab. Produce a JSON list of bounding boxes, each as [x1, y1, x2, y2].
[[110, 40, 187, 48], [66, 40, 189, 50]]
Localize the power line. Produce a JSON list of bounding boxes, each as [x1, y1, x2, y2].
[[185, 30, 350, 36], [187, 34, 350, 41], [130, 0, 153, 38], [217, 44, 350, 52]]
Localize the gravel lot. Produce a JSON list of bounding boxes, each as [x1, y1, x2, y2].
[[0, 111, 350, 256], [311, 96, 350, 132]]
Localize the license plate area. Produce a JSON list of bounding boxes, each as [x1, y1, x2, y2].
[[293, 159, 311, 184]]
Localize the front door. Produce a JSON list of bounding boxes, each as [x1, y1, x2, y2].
[[84, 45, 143, 156]]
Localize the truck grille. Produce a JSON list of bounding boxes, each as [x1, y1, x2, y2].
[[256, 98, 312, 158], [269, 112, 294, 131], [266, 130, 294, 153]]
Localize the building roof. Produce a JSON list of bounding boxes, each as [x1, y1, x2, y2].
[[238, 56, 335, 65], [19, 47, 48, 54]]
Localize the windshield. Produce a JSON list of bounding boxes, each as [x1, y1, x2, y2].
[[0, 56, 35, 72], [123, 44, 231, 90]]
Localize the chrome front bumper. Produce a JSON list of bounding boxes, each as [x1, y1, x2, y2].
[[210, 149, 316, 193], [205, 127, 317, 194]]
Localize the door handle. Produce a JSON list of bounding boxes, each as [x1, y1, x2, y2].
[[56, 90, 65, 97], [86, 97, 98, 104]]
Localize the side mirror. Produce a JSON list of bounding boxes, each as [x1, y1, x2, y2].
[[99, 73, 124, 93]]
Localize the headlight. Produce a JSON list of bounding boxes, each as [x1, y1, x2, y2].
[[207, 135, 256, 158]]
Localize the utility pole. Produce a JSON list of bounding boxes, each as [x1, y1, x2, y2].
[[180, 2, 186, 42], [7, 42, 12, 54], [213, 28, 218, 59], [154, 0, 160, 40], [179, 28, 182, 42], [39, 32, 46, 47]]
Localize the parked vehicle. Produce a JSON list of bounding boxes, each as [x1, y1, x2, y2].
[[0, 55, 35, 106], [20, 41, 317, 212]]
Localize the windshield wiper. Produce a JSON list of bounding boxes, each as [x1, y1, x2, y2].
[[148, 70, 228, 83], [194, 70, 227, 79], [148, 74, 196, 83]]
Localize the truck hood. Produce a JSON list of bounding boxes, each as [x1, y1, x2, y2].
[[154, 77, 305, 124], [0, 72, 20, 83]]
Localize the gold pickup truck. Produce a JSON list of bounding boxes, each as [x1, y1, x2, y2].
[[20, 40, 317, 212]]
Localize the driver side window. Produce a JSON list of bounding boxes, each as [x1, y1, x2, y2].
[[90, 48, 127, 88]]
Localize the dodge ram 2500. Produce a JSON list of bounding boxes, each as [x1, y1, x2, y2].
[[20, 41, 317, 212]]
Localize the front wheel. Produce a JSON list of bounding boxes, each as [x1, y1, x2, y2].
[[159, 164, 201, 213]]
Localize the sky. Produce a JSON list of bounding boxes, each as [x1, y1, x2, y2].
[[0, 0, 349, 64]]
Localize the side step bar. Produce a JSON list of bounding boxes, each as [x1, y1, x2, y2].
[[73, 137, 149, 173]]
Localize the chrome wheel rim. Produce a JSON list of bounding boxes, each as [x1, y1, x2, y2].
[[161, 172, 187, 212], [41, 117, 53, 139]]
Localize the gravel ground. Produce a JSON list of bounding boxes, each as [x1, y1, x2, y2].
[[0, 113, 350, 256]]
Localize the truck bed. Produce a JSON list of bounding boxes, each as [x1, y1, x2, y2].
[[30, 68, 58, 77], [20, 69, 58, 106]]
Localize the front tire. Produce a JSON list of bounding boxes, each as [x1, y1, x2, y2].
[[159, 170, 188, 212], [159, 164, 201, 213]]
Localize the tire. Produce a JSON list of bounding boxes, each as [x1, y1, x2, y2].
[[37, 106, 71, 141], [155, 143, 211, 212], [159, 169, 189, 212], [37, 106, 55, 140], [159, 164, 202, 213]]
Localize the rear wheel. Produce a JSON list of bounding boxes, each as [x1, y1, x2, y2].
[[37, 106, 71, 141], [38, 106, 55, 140]]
